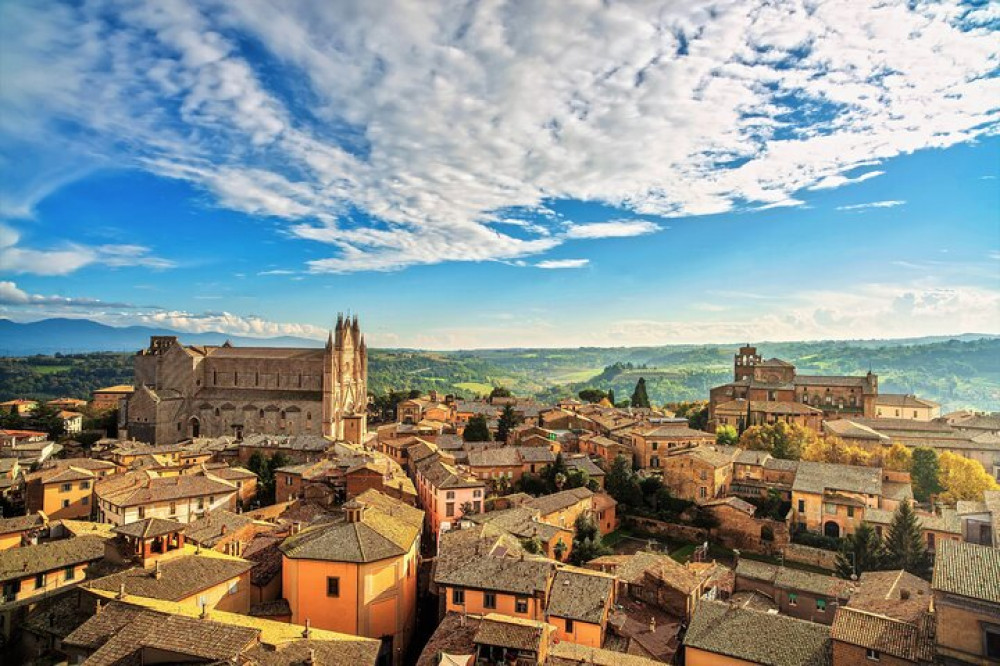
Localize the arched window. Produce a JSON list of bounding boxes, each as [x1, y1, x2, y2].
[[259, 409, 264, 418], [215, 408, 220, 417]]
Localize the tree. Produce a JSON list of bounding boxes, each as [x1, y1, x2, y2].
[[738, 422, 815, 460], [938, 451, 1000, 502], [489, 386, 512, 399], [607, 390, 615, 406], [835, 522, 886, 580], [522, 536, 543, 554], [801, 436, 872, 466], [463, 414, 492, 442], [885, 503, 931, 579], [569, 514, 611, 565], [496, 404, 521, 443], [630, 378, 651, 409], [553, 538, 568, 561], [606, 455, 633, 501], [687, 406, 709, 431], [578, 388, 608, 404], [715, 424, 738, 446], [911, 448, 942, 503], [880, 443, 913, 472]]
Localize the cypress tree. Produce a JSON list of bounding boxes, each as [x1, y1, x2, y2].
[[835, 522, 886, 579], [631, 377, 651, 409], [885, 502, 931, 579]]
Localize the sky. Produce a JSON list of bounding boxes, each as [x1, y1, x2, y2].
[[0, 0, 998, 349]]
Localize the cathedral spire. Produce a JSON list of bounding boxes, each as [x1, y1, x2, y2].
[[326, 330, 334, 351]]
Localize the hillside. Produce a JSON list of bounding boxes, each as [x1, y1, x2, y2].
[[0, 320, 996, 411]]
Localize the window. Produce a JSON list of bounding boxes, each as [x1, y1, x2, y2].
[[327, 577, 340, 597], [651, 442, 658, 451], [473, 501, 481, 513], [286, 476, 293, 486], [446, 502, 455, 517], [452, 588, 465, 605], [650, 456, 659, 468], [80, 481, 90, 490], [138, 507, 146, 519], [197, 498, 205, 510], [985, 627, 1000, 659], [61, 483, 72, 492], [169, 501, 177, 515], [847, 506, 855, 518], [816, 599, 827, 612], [473, 489, 482, 498], [865, 648, 880, 661], [446, 491, 455, 500], [65, 566, 75, 581], [35, 573, 45, 589], [62, 499, 70, 508], [699, 487, 707, 499], [515, 597, 528, 613], [788, 593, 797, 606], [700, 470, 707, 481], [798, 499, 805, 512], [824, 502, 836, 515], [484, 592, 497, 609], [565, 618, 574, 633], [927, 532, 935, 549]]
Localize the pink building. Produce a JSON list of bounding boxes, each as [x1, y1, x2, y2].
[[414, 454, 486, 541]]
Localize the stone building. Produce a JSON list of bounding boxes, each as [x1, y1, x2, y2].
[[709, 344, 879, 431], [121, 314, 367, 445]]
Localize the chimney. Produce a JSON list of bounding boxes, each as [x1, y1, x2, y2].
[[649, 617, 656, 633], [302, 618, 312, 639], [199, 600, 208, 619], [153, 560, 162, 580], [221, 524, 228, 535], [117, 583, 126, 600], [305, 648, 316, 665], [900, 589, 910, 600], [95, 600, 103, 615]]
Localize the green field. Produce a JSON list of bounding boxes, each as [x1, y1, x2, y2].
[[453, 381, 495, 395], [28, 364, 74, 375]]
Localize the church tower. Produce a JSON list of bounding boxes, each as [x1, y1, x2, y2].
[[322, 314, 368, 443]]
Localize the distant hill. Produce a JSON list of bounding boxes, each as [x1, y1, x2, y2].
[[0, 318, 322, 355], [0, 319, 996, 411]]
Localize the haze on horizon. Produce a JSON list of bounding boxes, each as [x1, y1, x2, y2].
[[1, 1, 998, 349]]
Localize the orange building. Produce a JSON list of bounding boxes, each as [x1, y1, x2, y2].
[[281, 489, 424, 666], [0, 399, 38, 416], [544, 568, 615, 648], [0, 513, 47, 550], [631, 423, 714, 469], [25, 458, 118, 520], [90, 384, 134, 412]]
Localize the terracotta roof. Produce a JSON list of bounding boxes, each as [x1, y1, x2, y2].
[[846, 570, 931, 622], [183, 510, 256, 547], [113, 517, 186, 540], [875, 394, 939, 409], [792, 461, 882, 496], [831, 607, 935, 662], [88, 553, 252, 601], [96, 470, 237, 507], [932, 539, 1000, 604], [468, 447, 521, 468], [473, 613, 552, 652], [716, 400, 824, 416], [822, 420, 891, 441], [636, 424, 711, 439], [436, 553, 554, 596], [546, 568, 614, 624], [280, 489, 422, 564], [241, 637, 381, 665], [548, 642, 666, 666], [684, 600, 831, 666], [65, 601, 258, 665], [0, 512, 46, 535], [0, 535, 106, 582], [525, 487, 593, 516], [795, 375, 870, 388]]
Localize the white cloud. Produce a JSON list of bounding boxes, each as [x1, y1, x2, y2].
[[536, 259, 589, 269], [837, 200, 906, 211], [809, 171, 884, 190], [0, 281, 140, 308], [0, 224, 174, 276], [1, 1, 998, 271], [563, 220, 662, 240], [133, 310, 327, 340]]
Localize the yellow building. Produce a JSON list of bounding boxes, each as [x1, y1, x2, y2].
[[683, 600, 830, 666], [932, 540, 1000, 664], [25, 458, 118, 520], [280, 489, 423, 666], [0, 399, 38, 416], [544, 568, 615, 648], [90, 384, 134, 412]]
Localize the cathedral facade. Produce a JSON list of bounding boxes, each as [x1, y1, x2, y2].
[[121, 315, 368, 445]]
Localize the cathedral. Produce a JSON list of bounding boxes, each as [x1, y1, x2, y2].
[[121, 315, 368, 445]]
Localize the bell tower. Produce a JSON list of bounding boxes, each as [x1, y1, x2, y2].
[[734, 344, 761, 382], [322, 313, 368, 443]]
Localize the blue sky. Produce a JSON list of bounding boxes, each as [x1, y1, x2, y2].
[[1, 1, 998, 348]]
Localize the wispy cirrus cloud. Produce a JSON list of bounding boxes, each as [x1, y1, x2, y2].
[[536, 259, 590, 269], [1, 1, 998, 273], [836, 200, 906, 212], [0, 281, 143, 309], [0, 224, 174, 276]]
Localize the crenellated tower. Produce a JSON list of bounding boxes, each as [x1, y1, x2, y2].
[[322, 313, 368, 442]]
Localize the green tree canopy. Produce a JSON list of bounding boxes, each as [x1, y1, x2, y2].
[[496, 404, 521, 443], [885, 502, 931, 579], [910, 447, 942, 503], [715, 424, 738, 446], [738, 422, 816, 460], [835, 522, 886, 580], [630, 377, 651, 409], [578, 388, 608, 404], [463, 414, 492, 442]]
